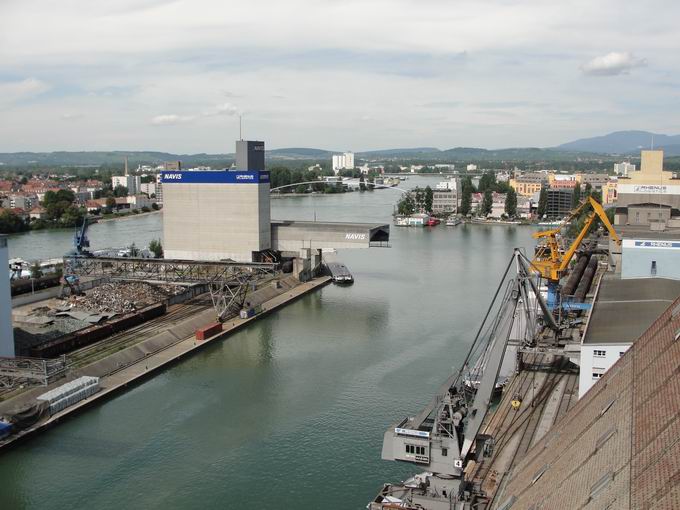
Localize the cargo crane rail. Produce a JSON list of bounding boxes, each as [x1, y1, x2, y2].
[[62, 255, 279, 321]]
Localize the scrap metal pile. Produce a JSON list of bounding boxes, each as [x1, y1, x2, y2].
[[71, 281, 183, 314]]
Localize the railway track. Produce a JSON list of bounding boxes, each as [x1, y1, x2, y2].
[[472, 353, 578, 498], [67, 295, 213, 368]]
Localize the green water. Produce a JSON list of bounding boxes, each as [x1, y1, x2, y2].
[[0, 177, 539, 509]]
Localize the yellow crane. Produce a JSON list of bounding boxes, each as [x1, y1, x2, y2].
[[531, 196, 621, 282]]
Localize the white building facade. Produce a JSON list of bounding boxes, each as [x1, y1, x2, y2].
[[112, 174, 141, 195], [579, 343, 630, 398], [614, 162, 636, 177], [0, 235, 14, 357], [621, 238, 680, 279], [332, 152, 355, 174]]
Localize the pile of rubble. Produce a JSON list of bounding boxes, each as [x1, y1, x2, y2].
[[72, 281, 183, 314]]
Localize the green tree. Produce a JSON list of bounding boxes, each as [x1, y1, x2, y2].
[[105, 196, 116, 212], [461, 176, 476, 193], [424, 186, 434, 213], [30, 262, 43, 279], [359, 175, 367, 192], [113, 185, 128, 197], [0, 209, 28, 233], [60, 206, 85, 227], [149, 239, 164, 258], [505, 188, 518, 217], [151, 202, 159, 211], [43, 189, 75, 207], [460, 187, 472, 216], [584, 182, 592, 197], [478, 171, 497, 193], [572, 182, 581, 208], [397, 193, 416, 215], [537, 187, 548, 218], [270, 167, 292, 191], [129, 242, 140, 257], [482, 189, 493, 216]]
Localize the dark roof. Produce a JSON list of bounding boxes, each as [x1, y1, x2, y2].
[[627, 203, 672, 209], [616, 225, 680, 240], [583, 276, 680, 344], [494, 295, 680, 509]]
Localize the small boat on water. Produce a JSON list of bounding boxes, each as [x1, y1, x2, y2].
[[446, 217, 462, 226], [325, 262, 354, 284], [425, 217, 441, 226]]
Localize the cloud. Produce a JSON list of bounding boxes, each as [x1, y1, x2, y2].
[[203, 102, 239, 117], [151, 114, 195, 125], [581, 52, 647, 76], [1, 1, 680, 151], [0, 78, 49, 107]]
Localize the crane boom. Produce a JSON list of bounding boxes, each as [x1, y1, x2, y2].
[[373, 249, 553, 509], [531, 196, 620, 282]]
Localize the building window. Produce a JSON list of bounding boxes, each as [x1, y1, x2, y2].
[[592, 372, 603, 380], [442, 448, 448, 457], [620, 352, 625, 357], [594, 350, 606, 357], [651, 261, 657, 276]]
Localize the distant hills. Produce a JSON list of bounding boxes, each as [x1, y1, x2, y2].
[[1, 131, 678, 167], [557, 130, 680, 156]]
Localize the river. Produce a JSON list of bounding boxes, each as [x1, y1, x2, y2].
[[0, 176, 539, 509]]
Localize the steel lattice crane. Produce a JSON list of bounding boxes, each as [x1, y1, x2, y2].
[[370, 250, 558, 510]]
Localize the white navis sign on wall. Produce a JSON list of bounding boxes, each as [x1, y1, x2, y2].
[[345, 233, 367, 240]]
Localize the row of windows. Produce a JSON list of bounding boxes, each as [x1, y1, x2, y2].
[[593, 350, 627, 358], [405, 444, 426, 456]]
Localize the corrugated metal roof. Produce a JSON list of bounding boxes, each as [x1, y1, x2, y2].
[[583, 276, 680, 345]]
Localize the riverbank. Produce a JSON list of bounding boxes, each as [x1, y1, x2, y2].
[[0, 275, 331, 451], [95, 208, 161, 223]]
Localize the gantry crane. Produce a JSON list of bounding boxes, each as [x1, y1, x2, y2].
[[531, 196, 620, 283]]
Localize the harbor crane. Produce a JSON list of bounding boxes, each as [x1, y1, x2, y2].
[[530, 196, 620, 283], [370, 250, 557, 510], [61, 215, 91, 296]]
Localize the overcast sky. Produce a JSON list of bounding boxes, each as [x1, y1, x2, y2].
[[1, 0, 678, 152]]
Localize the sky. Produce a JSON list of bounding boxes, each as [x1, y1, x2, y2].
[[0, 0, 679, 153]]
